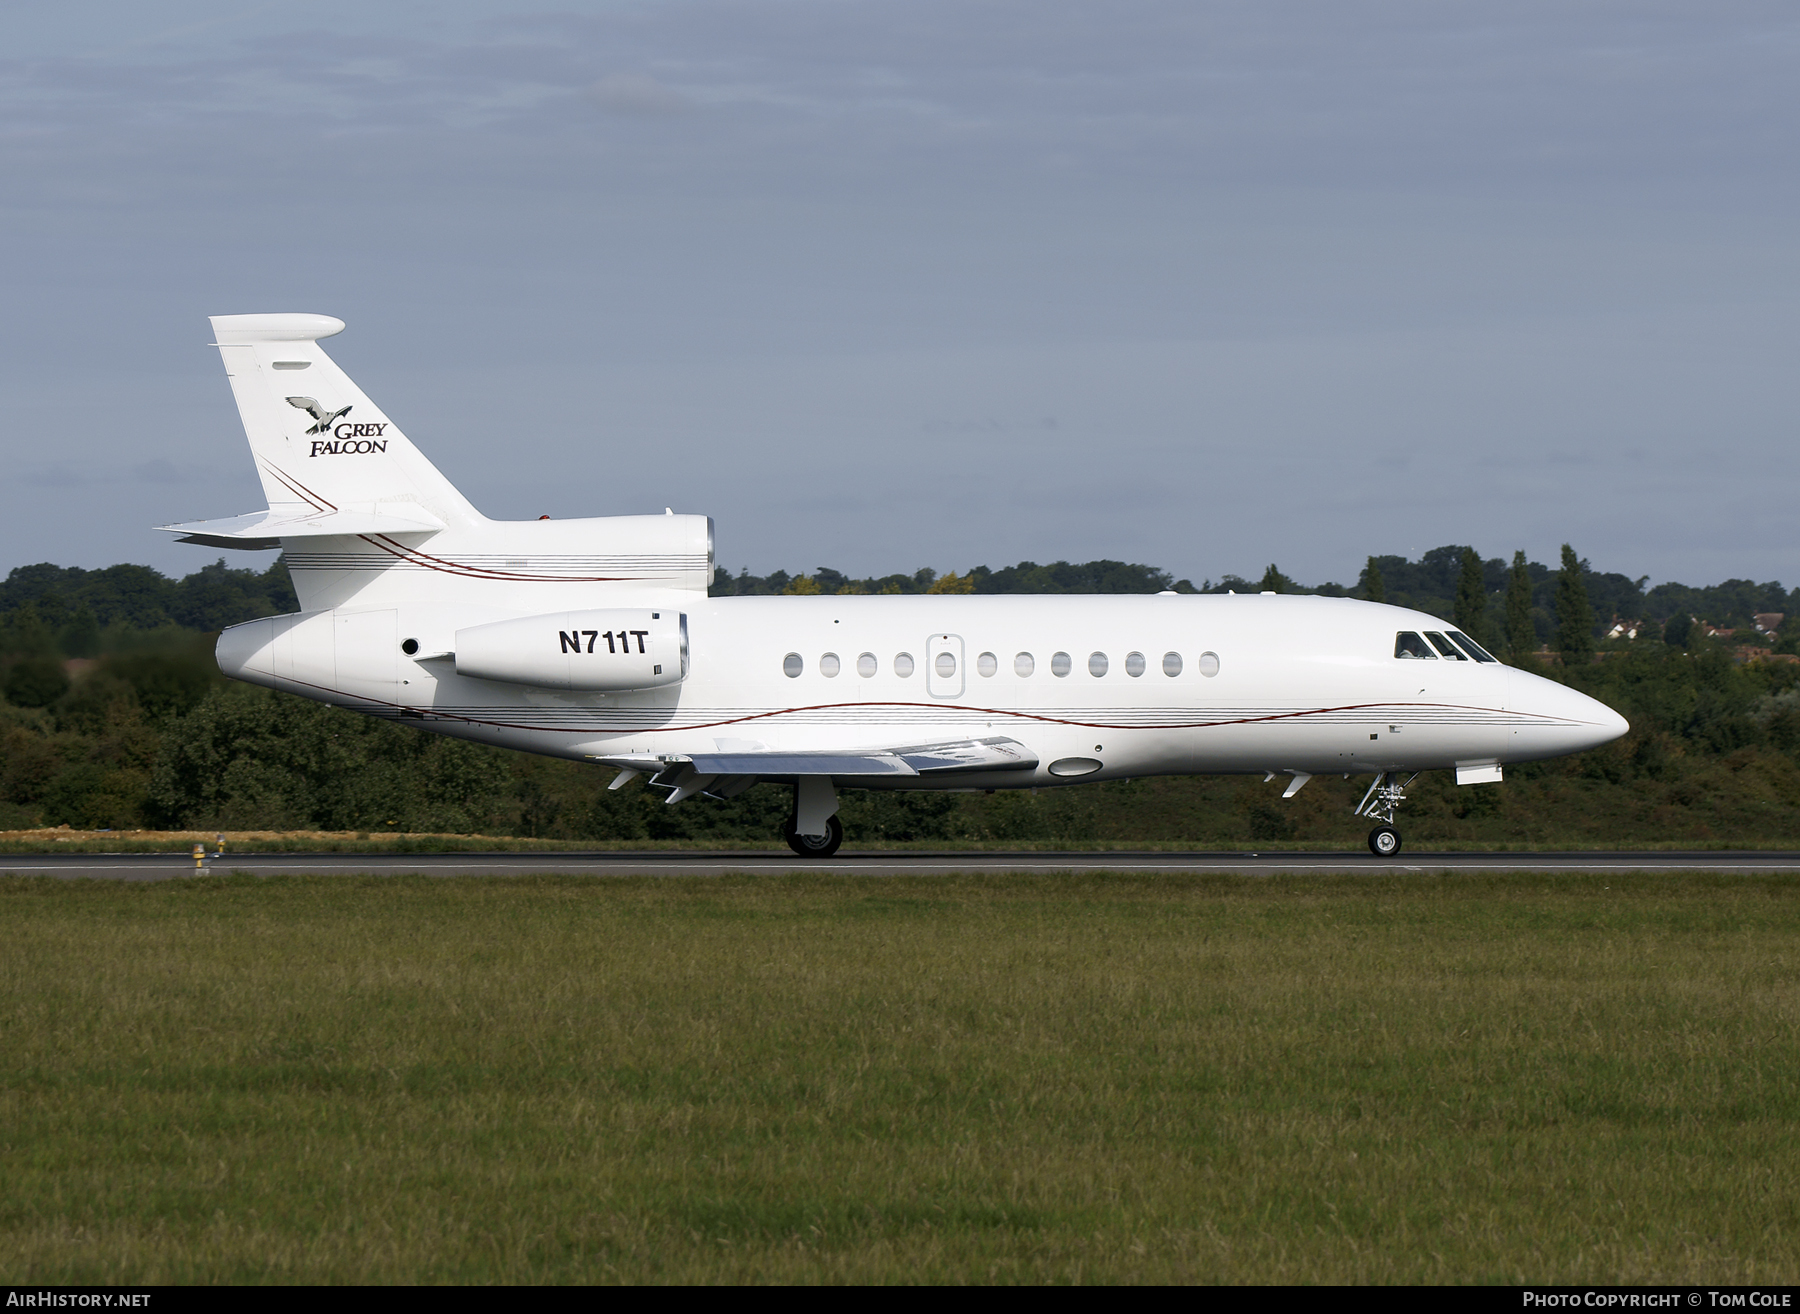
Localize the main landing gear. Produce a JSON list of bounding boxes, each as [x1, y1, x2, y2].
[[784, 814, 844, 858], [1355, 771, 1419, 858], [783, 777, 844, 858]]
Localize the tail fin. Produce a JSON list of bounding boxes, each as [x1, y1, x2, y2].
[[207, 314, 482, 530]]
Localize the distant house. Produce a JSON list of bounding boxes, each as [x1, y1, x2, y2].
[[1755, 612, 1785, 634], [1605, 618, 1643, 640], [1735, 646, 1800, 666]]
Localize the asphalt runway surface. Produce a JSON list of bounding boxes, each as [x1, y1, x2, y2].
[[5, 851, 1800, 880]]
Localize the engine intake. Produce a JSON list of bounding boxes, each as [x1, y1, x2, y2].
[[454, 609, 687, 691]]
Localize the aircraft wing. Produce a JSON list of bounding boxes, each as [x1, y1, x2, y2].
[[882, 736, 1040, 774], [690, 751, 918, 777], [593, 736, 1039, 780], [156, 506, 446, 551]]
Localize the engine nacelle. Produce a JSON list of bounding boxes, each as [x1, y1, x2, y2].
[[454, 609, 687, 691]]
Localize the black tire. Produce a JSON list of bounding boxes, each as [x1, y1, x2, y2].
[[1368, 825, 1402, 858], [784, 813, 844, 858]]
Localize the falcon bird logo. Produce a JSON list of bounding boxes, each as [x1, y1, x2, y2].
[[286, 396, 353, 435]]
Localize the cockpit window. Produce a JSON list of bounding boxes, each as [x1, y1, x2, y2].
[[1394, 631, 1435, 659], [1447, 631, 1499, 663], [1424, 631, 1466, 659]]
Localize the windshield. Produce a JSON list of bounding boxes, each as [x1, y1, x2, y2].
[[1424, 631, 1466, 659], [1447, 631, 1499, 663], [1394, 631, 1435, 659]]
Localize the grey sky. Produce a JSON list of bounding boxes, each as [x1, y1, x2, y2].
[[3, 2, 1796, 588]]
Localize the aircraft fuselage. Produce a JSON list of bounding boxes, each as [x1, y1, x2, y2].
[[217, 589, 1627, 789]]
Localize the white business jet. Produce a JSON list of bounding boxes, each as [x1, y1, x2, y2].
[[165, 314, 1628, 858]]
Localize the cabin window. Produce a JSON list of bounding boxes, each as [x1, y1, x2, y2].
[[1088, 651, 1109, 677], [1051, 651, 1072, 677], [1015, 652, 1034, 677], [1198, 651, 1220, 677], [1125, 651, 1146, 677], [977, 651, 998, 677], [820, 652, 841, 677], [1162, 651, 1182, 677], [1448, 631, 1499, 663], [1394, 632, 1436, 659], [894, 652, 915, 677], [1424, 632, 1465, 660], [783, 652, 803, 677], [857, 652, 878, 677], [935, 651, 957, 678]]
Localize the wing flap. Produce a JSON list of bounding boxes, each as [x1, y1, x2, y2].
[[636, 736, 1039, 781], [688, 752, 918, 777], [892, 737, 1038, 773]]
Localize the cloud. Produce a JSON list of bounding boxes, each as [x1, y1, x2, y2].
[[2, 2, 1799, 585], [131, 459, 187, 484], [22, 464, 99, 489], [583, 73, 694, 116], [21, 458, 199, 488]]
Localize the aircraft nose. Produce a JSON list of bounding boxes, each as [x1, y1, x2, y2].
[[1558, 693, 1631, 754], [1590, 697, 1631, 748], [1508, 668, 1629, 757]]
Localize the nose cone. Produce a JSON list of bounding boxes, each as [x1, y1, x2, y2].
[[1589, 696, 1632, 747], [1508, 667, 1630, 760]]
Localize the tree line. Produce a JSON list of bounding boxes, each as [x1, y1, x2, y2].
[[716, 547, 1799, 660], [1, 549, 1798, 839]]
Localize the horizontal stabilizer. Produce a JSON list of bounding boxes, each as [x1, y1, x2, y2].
[[157, 506, 447, 551]]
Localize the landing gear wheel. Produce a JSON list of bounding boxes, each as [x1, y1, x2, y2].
[[1368, 825, 1402, 858], [784, 814, 844, 858]]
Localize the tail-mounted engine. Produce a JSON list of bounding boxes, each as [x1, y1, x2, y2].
[[454, 609, 687, 691]]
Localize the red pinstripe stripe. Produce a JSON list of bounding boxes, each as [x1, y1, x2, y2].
[[261, 463, 334, 513], [356, 534, 633, 582], [272, 681, 1580, 737], [254, 468, 648, 582]]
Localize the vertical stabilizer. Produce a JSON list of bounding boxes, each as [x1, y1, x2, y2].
[[208, 314, 482, 529]]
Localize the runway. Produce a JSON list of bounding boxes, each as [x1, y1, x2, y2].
[[5, 850, 1800, 880]]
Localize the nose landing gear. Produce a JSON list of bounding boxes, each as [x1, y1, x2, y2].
[[1355, 771, 1418, 858]]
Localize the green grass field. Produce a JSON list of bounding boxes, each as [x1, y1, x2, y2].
[[4, 870, 1798, 1283]]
